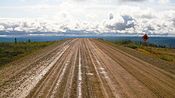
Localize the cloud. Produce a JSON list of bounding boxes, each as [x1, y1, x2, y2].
[[0, 25, 5, 31], [121, 0, 146, 2], [0, 0, 175, 35], [172, 18, 175, 27], [106, 15, 136, 31], [0, 7, 175, 35], [159, 0, 170, 4], [109, 13, 114, 20]]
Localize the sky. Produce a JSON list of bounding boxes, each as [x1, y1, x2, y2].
[[0, 0, 175, 35]]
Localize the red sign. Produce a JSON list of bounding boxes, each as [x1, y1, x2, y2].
[[142, 34, 149, 42]]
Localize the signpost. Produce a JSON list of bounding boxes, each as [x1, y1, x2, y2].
[[142, 34, 149, 46], [142, 34, 149, 42]]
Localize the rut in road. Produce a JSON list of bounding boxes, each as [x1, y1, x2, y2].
[[0, 38, 175, 98]]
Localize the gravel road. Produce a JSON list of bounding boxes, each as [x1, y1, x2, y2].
[[0, 38, 174, 98]]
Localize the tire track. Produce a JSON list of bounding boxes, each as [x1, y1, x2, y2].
[[93, 39, 175, 97], [1, 38, 174, 98], [0, 40, 72, 98], [27, 39, 78, 98]]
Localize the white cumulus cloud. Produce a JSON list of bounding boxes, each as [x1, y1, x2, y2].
[[0, 0, 175, 35]]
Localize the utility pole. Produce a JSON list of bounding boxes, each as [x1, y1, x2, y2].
[[15, 38, 17, 44]]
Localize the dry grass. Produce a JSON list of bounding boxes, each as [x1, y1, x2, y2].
[[110, 40, 175, 64], [139, 46, 175, 63]]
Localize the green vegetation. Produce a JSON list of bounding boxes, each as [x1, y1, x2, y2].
[[160, 55, 174, 61], [112, 40, 175, 63], [0, 41, 55, 67]]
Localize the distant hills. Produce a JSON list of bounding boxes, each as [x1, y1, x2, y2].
[[0, 30, 174, 37]]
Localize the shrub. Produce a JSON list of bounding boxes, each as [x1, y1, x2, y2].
[[160, 55, 174, 61], [127, 45, 138, 49]]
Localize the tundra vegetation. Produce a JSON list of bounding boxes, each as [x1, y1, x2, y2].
[[113, 40, 175, 63], [0, 41, 55, 67]]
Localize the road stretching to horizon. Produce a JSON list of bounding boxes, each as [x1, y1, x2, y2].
[[0, 38, 175, 98]]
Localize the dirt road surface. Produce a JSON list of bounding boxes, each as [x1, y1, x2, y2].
[[0, 38, 175, 98]]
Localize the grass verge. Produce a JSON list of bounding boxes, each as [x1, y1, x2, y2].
[[0, 41, 56, 67], [111, 40, 175, 63]]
